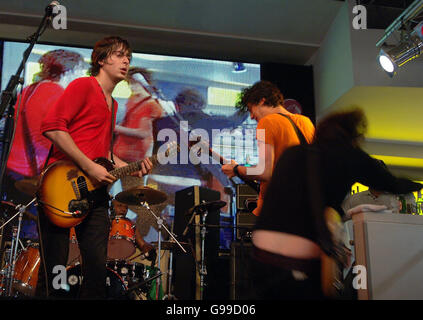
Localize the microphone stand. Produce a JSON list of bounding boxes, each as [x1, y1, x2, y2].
[[0, 4, 54, 198]]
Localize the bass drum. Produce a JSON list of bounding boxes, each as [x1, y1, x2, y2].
[[107, 216, 136, 260], [64, 265, 128, 300]]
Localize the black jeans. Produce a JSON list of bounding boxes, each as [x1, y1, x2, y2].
[[249, 245, 325, 300], [36, 198, 110, 300]]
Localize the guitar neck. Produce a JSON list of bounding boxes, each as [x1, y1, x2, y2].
[[206, 145, 260, 194], [108, 154, 159, 179]]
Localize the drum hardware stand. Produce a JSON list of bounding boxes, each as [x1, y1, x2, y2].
[[139, 200, 186, 300], [199, 209, 208, 300], [182, 203, 210, 300], [125, 270, 163, 298], [0, 197, 36, 297], [163, 220, 177, 300]]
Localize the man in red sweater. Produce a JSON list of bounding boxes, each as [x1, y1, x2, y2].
[[36, 36, 152, 299]]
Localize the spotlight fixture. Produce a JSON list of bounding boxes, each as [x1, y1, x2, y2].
[[378, 35, 423, 76], [375, 0, 423, 76], [232, 62, 246, 73]]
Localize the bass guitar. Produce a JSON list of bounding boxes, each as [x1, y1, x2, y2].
[[37, 142, 179, 228]]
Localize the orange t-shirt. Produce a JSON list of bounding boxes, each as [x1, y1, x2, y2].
[[252, 112, 315, 216]]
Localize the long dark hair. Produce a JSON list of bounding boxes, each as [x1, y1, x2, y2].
[[314, 107, 367, 146]]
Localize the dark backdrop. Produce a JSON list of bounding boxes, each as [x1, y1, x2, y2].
[[261, 62, 315, 124]]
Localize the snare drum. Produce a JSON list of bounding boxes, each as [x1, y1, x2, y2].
[[12, 243, 40, 296], [107, 216, 136, 260]]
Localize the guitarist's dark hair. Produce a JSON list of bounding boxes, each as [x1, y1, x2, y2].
[[89, 36, 132, 77], [235, 80, 284, 113]]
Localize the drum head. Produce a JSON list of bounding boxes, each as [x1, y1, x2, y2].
[[107, 240, 136, 260]]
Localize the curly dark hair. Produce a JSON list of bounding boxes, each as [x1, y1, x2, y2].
[[235, 80, 284, 112], [89, 36, 132, 76], [314, 107, 368, 146]]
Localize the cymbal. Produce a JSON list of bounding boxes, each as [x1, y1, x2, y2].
[[151, 240, 189, 251], [14, 178, 39, 196], [186, 200, 226, 215], [0, 201, 37, 221], [115, 186, 167, 206]]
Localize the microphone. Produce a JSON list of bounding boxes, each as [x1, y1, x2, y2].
[[45, 1, 60, 17]]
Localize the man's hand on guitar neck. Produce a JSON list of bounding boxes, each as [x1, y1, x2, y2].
[[112, 153, 153, 178], [130, 158, 153, 178]]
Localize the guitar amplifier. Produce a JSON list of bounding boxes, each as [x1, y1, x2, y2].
[[230, 241, 254, 300], [236, 184, 258, 211], [236, 210, 257, 240]]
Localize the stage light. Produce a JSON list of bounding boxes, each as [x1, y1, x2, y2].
[[378, 35, 423, 76]]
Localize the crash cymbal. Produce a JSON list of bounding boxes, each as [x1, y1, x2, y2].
[[115, 186, 167, 206], [186, 200, 226, 215], [15, 178, 39, 196], [0, 201, 36, 221], [151, 240, 189, 251]]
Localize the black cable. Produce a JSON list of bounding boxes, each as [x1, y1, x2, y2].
[[36, 206, 49, 298]]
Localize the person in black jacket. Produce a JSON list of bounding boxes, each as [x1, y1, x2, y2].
[[249, 107, 423, 300]]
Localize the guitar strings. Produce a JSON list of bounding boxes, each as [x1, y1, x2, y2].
[[72, 146, 177, 189]]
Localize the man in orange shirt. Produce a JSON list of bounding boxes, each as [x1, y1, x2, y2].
[[222, 80, 315, 216]]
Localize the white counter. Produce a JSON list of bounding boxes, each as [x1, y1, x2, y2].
[[351, 212, 423, 300]]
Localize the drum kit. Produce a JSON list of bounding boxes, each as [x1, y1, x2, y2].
[[0, 178, 190, 300], [0, 177, 227, 300]]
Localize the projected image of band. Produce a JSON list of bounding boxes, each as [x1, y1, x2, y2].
[[0, 41, 260, 250]]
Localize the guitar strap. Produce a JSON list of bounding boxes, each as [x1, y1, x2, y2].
[[109, 99, 116, 165], [277, 113, 308, 145]]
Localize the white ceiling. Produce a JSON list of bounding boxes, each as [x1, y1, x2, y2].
[[0, 0, 344, 64]]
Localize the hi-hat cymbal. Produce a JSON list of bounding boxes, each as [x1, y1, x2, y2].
[[15, 178, 39, 196], [151, 240, 189, 251], [186, 200, 226, 215], [115, 186, 167, 206], [0, 201, 37, 221]]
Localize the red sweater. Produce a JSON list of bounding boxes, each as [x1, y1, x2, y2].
[[40, 76, 117, 165], [7, 81, 64, 176]]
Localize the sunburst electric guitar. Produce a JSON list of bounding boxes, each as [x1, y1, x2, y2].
[[37, 142, 179, 228]]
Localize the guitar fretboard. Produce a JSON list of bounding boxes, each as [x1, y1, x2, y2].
[[108, 146, 174, 179]]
